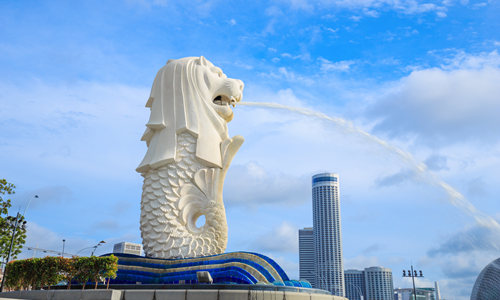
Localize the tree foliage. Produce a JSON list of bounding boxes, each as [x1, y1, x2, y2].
[[4, 255, 118, 290], [0, 179, 27, 262]]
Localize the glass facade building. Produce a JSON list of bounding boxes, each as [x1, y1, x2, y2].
[[394, 288, 436, 300], [470, 257, 500, 300], [345, 269, 366, 300], [364, 266, 394, 300], [299, 227, 315, 287], [312, 173, 345, 296]]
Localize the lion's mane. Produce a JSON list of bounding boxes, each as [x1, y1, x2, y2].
[[137, 57, 229, 173]]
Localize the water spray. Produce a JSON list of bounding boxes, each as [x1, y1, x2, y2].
[[239, 101, 500, 236]]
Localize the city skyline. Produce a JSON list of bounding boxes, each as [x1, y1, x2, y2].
[[1, 1, 499, 299]]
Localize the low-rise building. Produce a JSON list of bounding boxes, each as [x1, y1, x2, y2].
[[113, 242, 143, 256], [394, 287, 436, 300]]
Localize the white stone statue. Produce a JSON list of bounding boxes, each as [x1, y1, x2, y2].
[[137, 56, 244, 259]]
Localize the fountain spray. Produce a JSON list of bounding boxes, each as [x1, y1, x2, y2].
[[239, 101, 500, 239]]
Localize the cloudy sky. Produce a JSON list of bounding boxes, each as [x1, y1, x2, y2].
[[1, 0, 499, 298]]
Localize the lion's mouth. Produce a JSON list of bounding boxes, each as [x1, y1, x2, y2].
[[213, 95, 238, 107]]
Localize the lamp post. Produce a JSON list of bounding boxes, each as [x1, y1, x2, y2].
[[0, 212, 28, 292], [76, 241, 106, 257], [62, 239, 66, 258], [90, 241, 106, 256], [402, 265, 423, 300]]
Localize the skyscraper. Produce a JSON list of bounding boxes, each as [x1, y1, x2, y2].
[[299, 227, 315, 287], [345, 269, 366, 300], [312, 172, 345, 296], [364, 266, 394, 300]]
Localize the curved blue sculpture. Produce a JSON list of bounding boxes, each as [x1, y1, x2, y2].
[[105, 251, 310, 287]]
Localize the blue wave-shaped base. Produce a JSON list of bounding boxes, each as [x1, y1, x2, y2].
[[103, 252, 311, 288]]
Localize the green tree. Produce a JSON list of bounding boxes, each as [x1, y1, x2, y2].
[[0, 179, 27, 263]]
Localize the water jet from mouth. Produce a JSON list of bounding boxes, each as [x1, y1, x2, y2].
[[239, 101, 500, 239]]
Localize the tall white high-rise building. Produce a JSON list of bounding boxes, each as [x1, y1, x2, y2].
[[364, 266, 394, 300], [299, 227, 315, 287], [312, 172, 345, 296]]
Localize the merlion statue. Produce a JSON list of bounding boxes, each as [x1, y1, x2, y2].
[[137, 56, 244, 259]]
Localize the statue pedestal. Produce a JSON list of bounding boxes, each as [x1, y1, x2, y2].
[[1, 287, 348, 300], [106, 252, 308, 287]]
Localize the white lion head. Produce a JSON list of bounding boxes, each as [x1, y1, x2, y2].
[[137, 57, 244, 173]]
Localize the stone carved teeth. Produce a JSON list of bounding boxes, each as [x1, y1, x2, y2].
[[213, 95, 238, 107]]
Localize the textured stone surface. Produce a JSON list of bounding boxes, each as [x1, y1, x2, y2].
[[0, 289, 347, 300], [218, 290, 248, 300], [123, 290, 155, 300], [155, 290, 187, 300], [0, 290, 123, 300], [137, 57, 244, 259]]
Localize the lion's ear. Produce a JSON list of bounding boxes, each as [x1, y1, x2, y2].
[[198, 56, 208, 66]]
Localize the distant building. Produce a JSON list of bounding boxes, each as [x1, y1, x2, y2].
[[113, 242, 143, 256], [470, 257, 500, 300], [434, 281, 441, 300], [312, 173, 345, 296], [364, 266, 393, 300], [344, 269, 366, 300], [394, 287, 436, 300], [298, 227, 315, 287]]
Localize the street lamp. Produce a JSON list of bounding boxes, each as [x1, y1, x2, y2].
[[0, 212, 28, 292], [22, 195, 38, 217], [402, 265, 424, 300], [76, 241, 106, 257], [91, 241, 106, 256], [62, 239, 66, 257]]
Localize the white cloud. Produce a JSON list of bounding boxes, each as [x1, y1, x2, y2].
[[265, 67, 315, 85], [280, 0, 459, 17], [369, 51, 500, 146], [22, 222, 91, 258], [428, 224, 500, 256], [0, 81, 149, 180], [325, 27, 339, 33], [224, 162, 309, 207], [253, 221, 298, 253], [344, 255, 380, 270], [318, 57, 356, 72], [22, 221, 140, 258]]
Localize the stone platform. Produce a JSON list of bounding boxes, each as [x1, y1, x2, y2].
[[0, 284, 348, 300]]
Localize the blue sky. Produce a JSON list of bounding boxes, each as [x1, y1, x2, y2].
[[1, 0, 500, 299]]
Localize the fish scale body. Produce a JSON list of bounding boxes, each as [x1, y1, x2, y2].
[[140, 132, 228, 258]]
